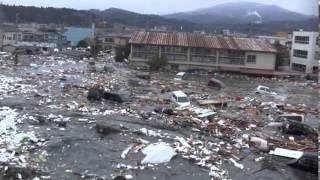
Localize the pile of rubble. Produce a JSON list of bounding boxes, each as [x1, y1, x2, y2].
[[0, 54, 318, 180], [0, 107, 47, 180]]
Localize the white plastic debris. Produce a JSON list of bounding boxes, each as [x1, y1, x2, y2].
[[268, 122, 283, 128], [269, 148, 303, 159], [141, 142, 176, 164], [192, 107, 217, 118], [209, 165, 228, 179], [138, 128, 164, 137], [255, 157, 265, 162], [176, 137, 191, 148], [242, 134, 269, 151], [229, 158, 244, 170], [124, 175, 133, 179], [121, 144, 135, 159]]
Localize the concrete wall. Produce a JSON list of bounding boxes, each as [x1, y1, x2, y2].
[[245, 52, 276, 70], [2, 32, 23, 46], [99, 36, 129, 51], [290, 31, 318, 73], [2, 45, 17, 53]]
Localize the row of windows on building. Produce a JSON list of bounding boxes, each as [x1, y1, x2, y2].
[[2, 33, 63, 42], [292, 63, 319, 73], [132, 51, 257, 65], [2, 34, 23, 41], [133, 45, 218, 55], [293, 49, 308, 59], [294, 36, 310, 44]]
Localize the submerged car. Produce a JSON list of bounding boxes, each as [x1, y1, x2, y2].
[[171, 90, 190, 107], [275, 114, 305, 123], [87, 61, 96, 72], [208, 78, 226, 89], [174, 72, 186, 81], [255, 85, 277, 95]]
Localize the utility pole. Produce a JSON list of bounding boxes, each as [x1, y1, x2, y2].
[[14, 13, 19, 65], [15, 13, 19, 45], [91, 23, 97, 60]]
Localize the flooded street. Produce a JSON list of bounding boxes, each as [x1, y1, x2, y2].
[[0, 55, 318, 180]]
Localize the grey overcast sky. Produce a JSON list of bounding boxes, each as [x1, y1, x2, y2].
[[0, 0, 318, 15]]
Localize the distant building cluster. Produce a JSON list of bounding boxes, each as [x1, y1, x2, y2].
[[0, 23, 67, 53], [128, 29, 319, 75], [0, 21, 318, 75]]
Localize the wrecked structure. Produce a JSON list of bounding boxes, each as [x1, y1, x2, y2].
[[129, 31, 278, 74], [96, 32, 131, 52], [1, 29, 67, 50]]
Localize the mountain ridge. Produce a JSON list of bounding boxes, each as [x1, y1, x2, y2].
[[164, 2, 316, 24], [0, 3, 317, 35]]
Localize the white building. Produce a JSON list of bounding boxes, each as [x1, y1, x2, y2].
[[1, 30, 67, 49], [290, 31, 319, 73]]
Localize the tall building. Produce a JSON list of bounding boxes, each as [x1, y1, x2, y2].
[[290, 31, 319, 73]]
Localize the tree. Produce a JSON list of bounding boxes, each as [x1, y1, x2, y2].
[[115, 50, 125, 62], [147, 56, 168, 71], [123, 43, 131, 59], [77, 40, 89, 48]]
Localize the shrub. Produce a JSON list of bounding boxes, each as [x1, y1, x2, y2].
[[77, 40, 89, 48], [115, 50, 125, 62], [147, 56, 168, 71]]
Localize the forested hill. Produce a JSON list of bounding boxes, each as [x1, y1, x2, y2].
[[0, 4, 317, 34], [0, 4, 194, 29], [0, 5, 101, 26]]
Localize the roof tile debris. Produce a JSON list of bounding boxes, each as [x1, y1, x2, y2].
[[130, 31, 277, 53]]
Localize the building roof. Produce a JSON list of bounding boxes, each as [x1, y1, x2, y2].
[[130, 31, 277, 53], [172, 90, 187, 97], [96, 31, 132, 38]]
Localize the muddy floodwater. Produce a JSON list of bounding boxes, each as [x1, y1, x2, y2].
[[0, 55, 318, 180]]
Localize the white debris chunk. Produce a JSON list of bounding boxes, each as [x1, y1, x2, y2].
[[121, 144, 135, 159], [141, 142, 176, 164], [125, 175, 133, 179], [138, 128, 164, 137], [229, 158, 244, 170], [176, 137, 191, 148], [269, 148, 303, 159]]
